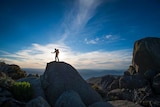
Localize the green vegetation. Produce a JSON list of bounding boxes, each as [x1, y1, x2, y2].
[[92, 84, 106, 98], [92, 84, 100, 90], [12, 81, 33, 102]]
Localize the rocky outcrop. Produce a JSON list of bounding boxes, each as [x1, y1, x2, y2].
[[107, 89, 133, 101], [132, 37, 160, 75], [87, 75, 120, 91], [1, 37, 160, 107], [0, 72, 15, 89], [119, 75, 148, 89], [27, 74, 39, 78], [108, 78, 120, 90], [87, 37, 160, 107], [0, 62, 27, 79], [41, 61, 102, 106]]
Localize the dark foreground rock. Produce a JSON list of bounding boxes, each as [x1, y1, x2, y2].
[[55, 90, 86, 107], [108, 100, 143, 107], [26, 96, 50, 107], [119, 75, 148, 89], [89, 101, 114, 107], [87, 75, 120, 91], [132, 37, 160, 75], [1, 37, 160, 107], [87, 37, 160, 107], [0, 62, 27, 79], [152, 73, 160, 94], [41, 61, 102, 106]]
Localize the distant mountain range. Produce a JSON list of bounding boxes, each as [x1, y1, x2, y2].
[[23, 68, 125, 79], [79, 69, 125, 79]]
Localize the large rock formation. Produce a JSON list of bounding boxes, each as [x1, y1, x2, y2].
[[119, 75, 148, 89], [0, 62, 27, 79], [87, 37, 160, 107], [41, 61, 102, 106], [132, 37, 160, 75]]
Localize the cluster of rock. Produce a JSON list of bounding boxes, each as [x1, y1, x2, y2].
[[0, 61, 142, 107], [87, 37, 160, 107], [0, 37, 160, 107], [0, 62, 27, 80]]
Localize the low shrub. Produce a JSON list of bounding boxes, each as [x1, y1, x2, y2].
[[92, 84, 106, 98], [12, 81, 33, 102]]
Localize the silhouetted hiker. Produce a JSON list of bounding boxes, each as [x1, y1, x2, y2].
[[51, 48, 59, 62]]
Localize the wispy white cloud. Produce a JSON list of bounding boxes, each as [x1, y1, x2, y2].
[[59, 0, 102, 42], [84, 38, 99, 44], [84, 34, 125, 45], [106, 34, 113, 39], [0, 50, 10, 55], [72, 0, 101, 29], [0, 43, 132, 70], [105, 34, 122, 41]]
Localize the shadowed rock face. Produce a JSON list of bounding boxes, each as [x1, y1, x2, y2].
[[108, 100, 143, 107], [0, 62, 27, 79], [41, 61, 102, 106], [132, 37, 160, 75], [55, 90, 86, 107], [26, 96, 51, 107]]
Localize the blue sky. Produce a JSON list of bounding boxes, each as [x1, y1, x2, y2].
[[0, 0, 160, 69]]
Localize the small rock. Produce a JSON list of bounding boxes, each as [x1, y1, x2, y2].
[[55, 90, 86, 107], [152, 73, 160, 94], [26, 96, 50, 107], [124, 65, 136, 76], [108, 100, 143, 107], [89, 101, 114, 107], [107, 89, 133, 101]]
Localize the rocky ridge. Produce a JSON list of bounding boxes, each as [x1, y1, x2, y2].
[[0, 37, 160, 107], [40, 61, 103, 106], [87, 37, 160, 107], [0, 62, 27, 79]]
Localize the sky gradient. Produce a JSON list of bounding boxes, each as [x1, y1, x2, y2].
[[0, 0, 160, 70]]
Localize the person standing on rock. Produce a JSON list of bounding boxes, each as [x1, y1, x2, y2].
[[51, 48, 59, 62]]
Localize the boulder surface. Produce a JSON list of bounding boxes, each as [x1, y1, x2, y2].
[[26, 96, 50, 107], [41, 61, 102, 106], [55, 90, 86, 107], [132, 37, 160, 75]]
